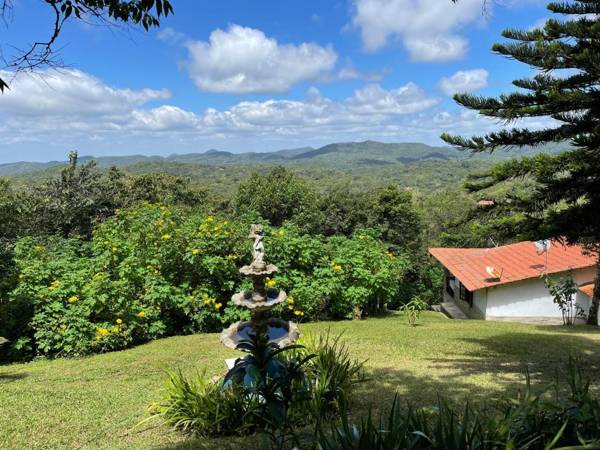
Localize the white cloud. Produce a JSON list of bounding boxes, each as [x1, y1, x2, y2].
[[337, 63, 388, 82], [351, 0, 485, 61], [439, 69, 489, 96], [347, 83, 439, 114], [157, 27, 188, 44], [184, 25, 337, 94], [0, 69, 170, 117], [0, 69, 444, 150], [1, 68, 559, 161]]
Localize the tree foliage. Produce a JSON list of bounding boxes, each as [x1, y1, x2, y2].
[[235, 166, 320, 228], [441, 0, 600, 324]]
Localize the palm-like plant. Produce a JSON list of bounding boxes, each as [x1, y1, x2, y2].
[[224, 332, 316, 447]]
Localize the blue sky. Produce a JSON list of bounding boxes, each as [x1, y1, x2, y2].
[[0, 0, 553, 163]]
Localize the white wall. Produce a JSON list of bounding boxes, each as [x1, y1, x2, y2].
[[485, 267, 596, 319], [472, 290, 487, 318]]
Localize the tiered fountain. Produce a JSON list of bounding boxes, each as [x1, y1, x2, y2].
[[220, 224, 300, 353]]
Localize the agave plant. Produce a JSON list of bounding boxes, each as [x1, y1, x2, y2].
[[225, 332, 316, 446]]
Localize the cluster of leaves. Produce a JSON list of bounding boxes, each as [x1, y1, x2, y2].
[[5, 203, 407, 359], [401, 296, 429, 327], [318, 359, 600, 450], [545, 275, 584, 326]]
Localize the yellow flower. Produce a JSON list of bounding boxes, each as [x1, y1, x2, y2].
[[334, 265, 343, 272], [288, 305, 294, 310], [294, 310, 304, 316], [214, 302, 223, 310], [278, 229, 285, 237], [97, 328, 109, 337], [49, 280, 60, 289], [116, 318, 123, 325], [227, 254, 237, 260], [266, 279, 276, 288], [192, 248, 201, 255], [207, 215, 214, 223], [68, 295, 79, 304], [115, 208, 121, 215], [202, 293, 213, 305], [161, 234, 172, 240], [137, 311, 145, 318], [112, 327, 119, 334], [112, 246, 118, 253], [287, 297, 294, 304], [18, 274, 25, 280]]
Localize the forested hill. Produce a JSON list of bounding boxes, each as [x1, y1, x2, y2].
[[0, 140, 567, 177]]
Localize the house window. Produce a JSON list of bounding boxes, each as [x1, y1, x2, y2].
[[445, 270, 455, 298], [459, 283, 473, 307]]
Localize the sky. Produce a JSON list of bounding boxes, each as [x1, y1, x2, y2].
[[0, 0, 556, 163]]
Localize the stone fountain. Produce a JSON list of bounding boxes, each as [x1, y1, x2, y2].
[[220, 224, 300, 354]]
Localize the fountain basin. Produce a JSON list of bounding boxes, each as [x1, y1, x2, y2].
[[239, 263, 278, 277], [231, 288, 287, 311], [220, 318, 300, 350]]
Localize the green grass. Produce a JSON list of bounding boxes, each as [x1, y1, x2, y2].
[[2, 312, 600, 449]]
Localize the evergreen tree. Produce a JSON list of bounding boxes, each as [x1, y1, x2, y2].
[[441, 0, 600, 324]]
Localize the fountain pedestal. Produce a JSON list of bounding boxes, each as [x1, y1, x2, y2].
[[219, 224, 299, 351]]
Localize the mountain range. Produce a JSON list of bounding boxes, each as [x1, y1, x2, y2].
[[0, 140, 567, 177]]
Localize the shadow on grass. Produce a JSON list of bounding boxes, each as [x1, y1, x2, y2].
[[151, 434, 266, 450], [457, 330, 600, 370], [0, 372, 27, 382], [152, 326, 600, 449], [353, 329, 600, 413]]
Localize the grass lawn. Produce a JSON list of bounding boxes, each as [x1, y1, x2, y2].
[[2, 312, 600, 449]]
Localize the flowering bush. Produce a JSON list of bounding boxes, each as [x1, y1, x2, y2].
[[9, 204, 408, 358]]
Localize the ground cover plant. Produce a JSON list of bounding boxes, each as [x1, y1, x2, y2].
[[2, 312, 600, 449], [149, 332, 365, 448]]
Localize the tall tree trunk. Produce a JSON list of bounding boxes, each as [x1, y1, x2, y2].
[[586, 259, 600, 326]]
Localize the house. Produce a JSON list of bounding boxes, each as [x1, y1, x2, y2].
[[429, 241, 598, 324]]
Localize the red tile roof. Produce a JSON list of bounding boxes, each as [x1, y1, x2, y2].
[[429, 241, 597, 292], [579, 282, 595, 298]]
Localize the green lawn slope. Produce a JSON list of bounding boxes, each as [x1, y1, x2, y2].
[[2, 312, 599, 449]]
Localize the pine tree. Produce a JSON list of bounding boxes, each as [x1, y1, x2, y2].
[[441, 0, 600, 324]]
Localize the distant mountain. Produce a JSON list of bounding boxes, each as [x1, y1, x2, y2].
[[0, 161, 64, 176], [0, 140, 568, 177]]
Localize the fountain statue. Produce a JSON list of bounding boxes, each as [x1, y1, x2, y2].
[[220, 224, 300, 351]]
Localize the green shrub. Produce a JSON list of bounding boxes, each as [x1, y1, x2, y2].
[[8, 204, 407, 358], [401, 296, 429, 327], [301, 332, 365, 418], [149, 369, 261, 436]]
